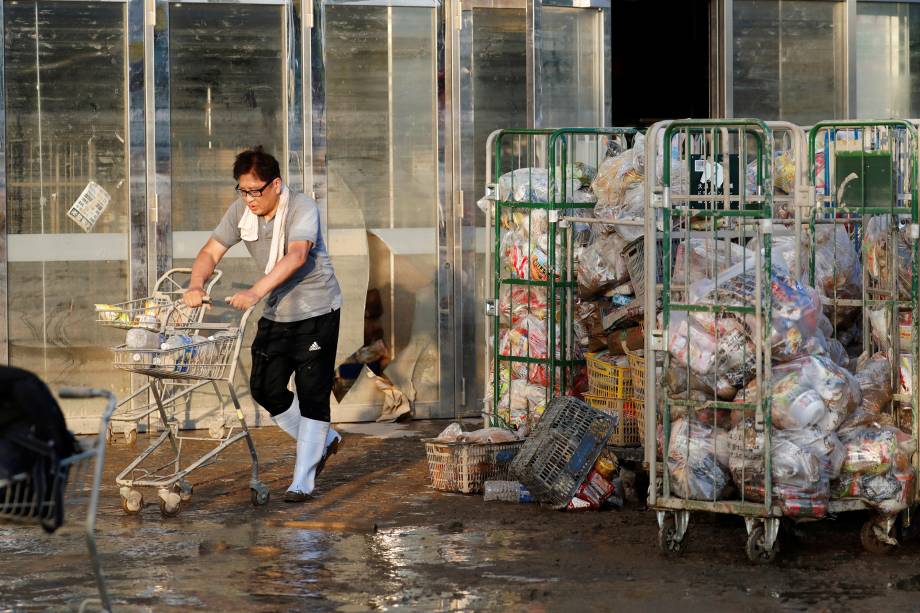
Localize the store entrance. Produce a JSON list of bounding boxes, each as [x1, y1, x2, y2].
[[610, 0, 711, 126]]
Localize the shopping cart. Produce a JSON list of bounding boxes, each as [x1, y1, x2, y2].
[[111, 300, 269, 517], [0, 386, 116, 612], [96, 268, 223, 445]]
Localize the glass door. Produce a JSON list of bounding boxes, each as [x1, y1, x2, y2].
[[3, 1, 131, 420], [320, 1, 442, 420]]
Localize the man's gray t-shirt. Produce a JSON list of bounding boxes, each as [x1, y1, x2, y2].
[[211, 191, 342, 322]]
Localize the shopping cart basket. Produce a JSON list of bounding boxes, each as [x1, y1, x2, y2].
[[98, 268, 224, 445], [111, 301, 269, 517]]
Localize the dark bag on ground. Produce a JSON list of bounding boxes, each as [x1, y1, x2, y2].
[[0, 366, 80, 532]]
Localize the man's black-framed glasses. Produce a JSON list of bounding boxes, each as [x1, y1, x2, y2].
[[235, 177, 277, 199]]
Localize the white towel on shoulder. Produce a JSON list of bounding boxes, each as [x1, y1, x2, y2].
[[238, 185, 290, 274]]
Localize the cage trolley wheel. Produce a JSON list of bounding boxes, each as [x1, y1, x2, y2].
[[745, 519, 780, 564], [658, 511, 689, 556], [861, 515, 897, 555]]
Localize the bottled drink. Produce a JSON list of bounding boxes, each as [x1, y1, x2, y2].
[[126, 328, 162, 350], [161, 335, 198, 373], [483, 480, 534, 503]]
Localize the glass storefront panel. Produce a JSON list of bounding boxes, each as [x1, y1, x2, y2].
[[168, 3, 286, 410], [539, 6, 603, 128], [856, 2, 920, 118], [733, 0, 845, 123], [4, 1, 130, 401], [325, 5, 439, 410]]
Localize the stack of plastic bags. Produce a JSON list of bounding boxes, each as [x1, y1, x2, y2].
[[726, 355, 857, 517], [833, 353, 917, 514]]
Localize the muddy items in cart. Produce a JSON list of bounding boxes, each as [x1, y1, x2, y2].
[[0, 367, 81, 532]]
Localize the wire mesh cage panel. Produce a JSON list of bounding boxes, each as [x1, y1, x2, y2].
[[806, 121, 920, 536], [485, 127, 639, 431]]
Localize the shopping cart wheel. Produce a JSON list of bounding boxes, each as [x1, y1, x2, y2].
[[121, 489, 143, 515], [658, 515, 686, 556], [124, 426, 138, 446], [177, 480, 194, 502], [860, 517, 896, 555], [159, 491, 182, 518], [250, 481, 270, 506], [745, 525, 779, 564]]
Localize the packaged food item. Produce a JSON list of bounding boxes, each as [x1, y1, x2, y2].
[[667, 417, 733, 501], [574, 468, 616, 509]]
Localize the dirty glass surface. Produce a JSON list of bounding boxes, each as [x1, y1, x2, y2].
[[732, 0, 844, 124], [325, 6, 440, 412], [539, 6, 602, 128], [4, 1, 130, 403], [856, 2, 920, 118]]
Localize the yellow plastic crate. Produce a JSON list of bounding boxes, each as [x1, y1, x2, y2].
[[584, 394, 640, 447], [585, 351, 632, 399]]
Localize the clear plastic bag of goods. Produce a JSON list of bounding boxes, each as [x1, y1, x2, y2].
[[126, 328, 162, 350], [670, 239, 752, 288], [456, 427, 520, 444], [667, 417, 733, 501], [865, 215, 913, 299], [497, 167, 597, 205], [498, 285, 547, 325], [853, 352, 893, 415], [435, 422, 464, 442], [771, 355, 861, 432], [496, 379, 548, 428], [837, 426, 901, 476], [666, 312, 753, 399], [592, 133, 645, 213], [833, 424, 917, 513], [576, 233, 630, 297], [807, 226, 862, 326]]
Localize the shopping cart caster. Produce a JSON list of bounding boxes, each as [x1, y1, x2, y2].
[[176, 480, 194, 502], [120, 487, 143, 515], [158, 490, 182, 518], [657, 511, 688, 556], [250, 481, 270, 506], [745, 522, 780, 564], [861, 516, 897, 555], [124, 425, 138, 446]]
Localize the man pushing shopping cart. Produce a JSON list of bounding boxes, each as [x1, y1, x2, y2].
[[183, 146, 343, 503]]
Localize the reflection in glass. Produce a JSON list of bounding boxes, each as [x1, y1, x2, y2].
[[169, 4, 284, 232], [733, 0, 844, 124], [325, 6, 439, 408], [4, 1, 129, 395], [539, 7, 602, 128], [856, 2, 920, 118]]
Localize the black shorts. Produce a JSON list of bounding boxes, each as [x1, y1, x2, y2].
[[249, 309, 340, 421]]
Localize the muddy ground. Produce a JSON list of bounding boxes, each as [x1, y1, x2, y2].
[[2, 420, 920, 612]]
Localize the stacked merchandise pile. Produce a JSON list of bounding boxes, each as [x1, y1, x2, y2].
[[492, 163, 597, 428]]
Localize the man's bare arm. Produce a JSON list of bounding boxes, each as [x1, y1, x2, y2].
[[184, 238, 229, 307]]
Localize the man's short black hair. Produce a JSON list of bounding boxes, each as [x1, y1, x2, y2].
[[233, 146, 281, 182]]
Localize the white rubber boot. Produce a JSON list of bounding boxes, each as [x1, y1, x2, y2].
[[316, 427, 343, 478], [270, 393, 300, 439], [284, 417, 329, 502]]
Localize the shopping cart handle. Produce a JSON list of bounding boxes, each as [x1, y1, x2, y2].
[[59, 387, 114, 400]]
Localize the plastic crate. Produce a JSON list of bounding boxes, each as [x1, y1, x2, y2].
[[586, 352, 632, 399], [584, 394, 640, 447], [622, 236, 663, 300], [510, 396, 618, 508], [424, 440, 523, 494], [625, 346, 646, 393], [632, 397, 646, 447]]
